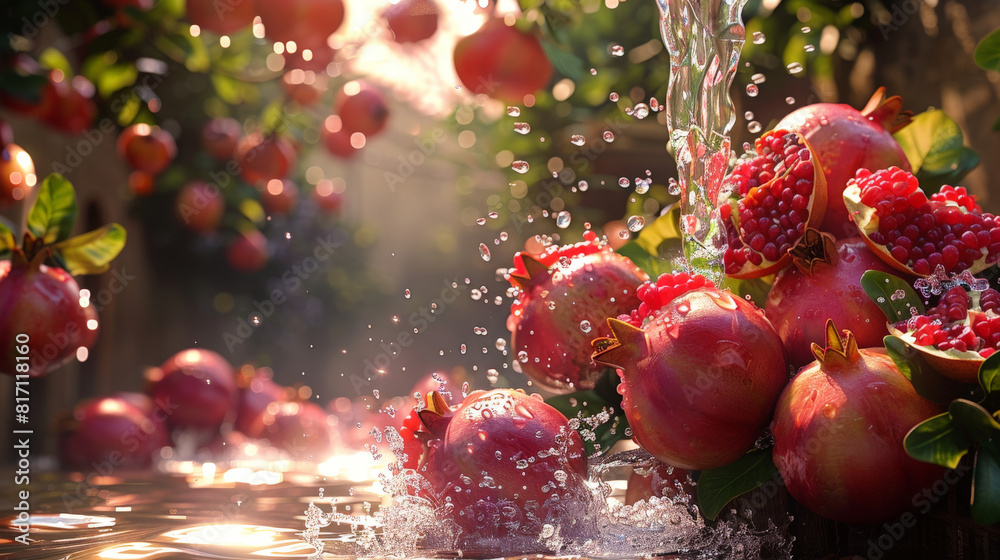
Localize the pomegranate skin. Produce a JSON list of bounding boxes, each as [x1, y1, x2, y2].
[[596, 288, 788, 470], [510, 250, 647, 393], [59, 396, 171, 471], [148, 349, 237, 431], [776, 93, 911, 239], [765, 237, 900, 369], [771, 336, 943, 525]]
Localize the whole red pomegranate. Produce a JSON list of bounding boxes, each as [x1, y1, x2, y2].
[[31, 72, 97, 135], [282, 70, 325, 106], [415, 389, 591, 540], [255, 0, 345, 45], [321, 118, 357, 158], [146, 349, 237, 432], [175, 181, 224, 233], [771, 321, 944, 524], [185, 0, 255, 35], [260, 178, 299, 215], [234, 367, 287, 435], [201, 117, 242, 161], [594, 272, 788, 470], [776, 88, 912, 238], [385, 0, 439, 43], [312, 179, 343, 213], [227, 230, 269, 272], [0, 256, 98, 377], [506, 232, 648, 392], [454, 19, 552, 101], [59, 396, 171, 471], [765, 229, 901, 369], [117, 124, 177, 175], [0, 143, 36, 207], [242, 401, 334, 460], [235, 133, 296, 185], [336, 81, 389, 137]]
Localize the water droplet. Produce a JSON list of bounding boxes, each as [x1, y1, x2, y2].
[[570, 134, 586, 146], [506, 106, 520, 117], [460, 344, 467, 355], [609, 91, 619, 102], [488, 211, 498, 219], [511, 160, 529, 174], [373, 389, 380, 398], [513, 122, 530, 135], [589, 68, 597, 75], [745, 84, 759, 97], [786, 62, 804, 74], [744, 110, 754, 120], [649, 97, 660, 111], [476, 217, 486, 225], [610, 44, 625, 57], [404, 289, 411, 299], [785, 96, 796, 105], [627, 215, 645, 232], [633, 103, 649, 119], [804, 44, 815, 52], [752, 31, 766, 44], [547, 301, 556, 310], [618, 177, 630, 188], [822, 403, 837, 419], [747, 120, 762, 133], [479, 243, 491, 262], [577, 180, 588, 191], [579, 320, 592, 333], [495, 338, 506, 351], [555, 211, 571, 228], [487, 369, 499, 384], [603, 131, 615, 142], [635, 179, 650, 194], [801, 26, 812, 33], [517, 350, 528, 363], [751, 73, 766, 84], [667, 178, 681, 196], [470, 289, 482, 301], [618, 230, 630, 240]]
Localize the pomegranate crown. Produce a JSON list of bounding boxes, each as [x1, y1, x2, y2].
[[788, 228, 838, 275], [811, 319, 860, 367], [507, 231, 604, 291], [861, 87, 913, 134], [591, 318, 650, 369], [415, 390, 456, 439]]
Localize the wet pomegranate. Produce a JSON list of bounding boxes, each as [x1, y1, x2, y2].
[[624, 461, 693, 505], [146, 349, 237, 432], [255, 0, 345, 45], [506, 232, 648, 392], [175, 181, 224, 233], [765, 229, 901, 368], [234, 367, 288, 435], [416, 389, 591, 539], [235, 133, 296, 185], [243, 401, 334, 460], [453, 18, 552, 101], [185, 0, 255, 35], [722, 129, 827, 279], [892, 285, 1000, 383], [226, 230, 269, 272], [59, 396, 171, 471], [776, 88, 913, 238], [0, 257, 98, 377], [593, 272, 787, 470], [844, 167, 1000, 276], [202, 117, 242, 161], [385, 0, 439, 43], [336, 81, 389, 137], [771, 321, 944, 524], [0, 143, 36, 207], [117, 124, 177, 175]]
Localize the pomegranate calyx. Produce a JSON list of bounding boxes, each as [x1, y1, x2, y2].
[[810, 319, 860, 367], [591, 318, 649, 369], [861, 87, 913, 134], [416, 390, 455, 438], [507, 254, 550, 292], [788, 228, 838, 275]]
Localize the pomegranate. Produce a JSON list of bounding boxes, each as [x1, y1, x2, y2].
[[117, 124, 177, 175], [235, 133, 296, 185], [414, 389, 591, 539], [771, 320, 944, 524], [59, 396, 170, 471], [234, 367, 288, 435], [146, 349, 237, 432], [776, 88, 913, 238], [255, 0, 345, 45], [624, 461, 693, 505], [242, 401, 334, 460], [844, 167, 1000, 276], [506, 232, 648, 392], [175, 181, 225, 233], [0, 255, 98, 378], [260, 178, 299, 215], [282, 41, 336, 72], [321, 118, 357, 158], [226, 230, 269, 272], [764, 228, 901, 368], [891, 285, 1000, 383], [385, 0, 439, 43], [721, 129, 828, 279], [336, 81, 389, 137], [453, 19, 553, 101], [201, 117, 242, 161], [128, 171, 155, 197], [312, 178, 344, 213], [593, 272, 787, 470], [35, 73, 97, 135], [282, 70, 325, 106], [0, 143, 36, 207], [185, 0, 255, 35]]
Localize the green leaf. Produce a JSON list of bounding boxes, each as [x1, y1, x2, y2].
[[38, 48, 73, 77], [893, 110, 979, 193], [917, 146, 980, 194], [697, 449, 779, 521], [720, 276, 772, 309], [949, 399, 1000, 444], [972, 444, 1000, 525], [51, 224, 127, 276], [616, 241, 675, 279], [541, 41, 584, 82], [904, 411, 972, 469], [96, 63, 139, 99], [861, 270, 924, 323], [884, 336, 971, 405], [0, 72, 47, 104], [27, 174, 78, 244], [974, 27, 1000, 73], [979, 351, 1000, 396], [634, 205, 682, 256], [546, 388, 629, 457]]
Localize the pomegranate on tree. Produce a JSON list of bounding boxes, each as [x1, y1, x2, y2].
[[35, 72, 97, 135], [185, 0, 255, 35], [235, 133, 296, 185], [454, 19, 553, 101], [764, 228, 901, 368], [260, 178, 299, 215], [0, 143, 36, 207], [321, 118, 357, 159], [721, 129, 828, 279], [146, 349, 238, 432], [844, 167, 1000, 276], [255, 0, 345, 45], [227, 229, 269, 272], [117, 124, 177, 175], [0, 255, 98, 378], [771, 320, 943, 524], [175, 181, 225, 233], [593, 272, 788, 470], [336, 81, 389, 137], [506, 232, 648, 392], [385, 0, 439, 43], [202, 117, 242, 161], [282, 70, 325, 106], [58, 396, 171, 471], [312, 178, 344, 213]]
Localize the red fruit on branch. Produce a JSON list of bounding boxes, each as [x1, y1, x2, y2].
[[593, 273, 787, 470], [721, 129, 828, 279], [385, 0, 439, 43], [321, 117, 357, 159], [844, 167, 1000, 276], [202, 117, 242, 161], [255, 0, 345, 45], [506, 232, 648, 392], [227, 230, 269, 272], [260, 178, 299, 215], [776, 88, 913, 238], [771, 321, 943, 524], [892, 285, 1000, 383], [235, 133, 296, 185], [454, 19, 553, 101], [0, 257, 99, 377], [36, 73, 97, 135], [336, 81, 389, 137], [58, 396, 170, 471], [147, 349, 237, 432], [117, 124, 177, 175], [175, 181, 224, 233], [764, 229, 901, 368], [282, 70, 325, 106], [0, 143, 36, 207], [185, 0, 255, 35]]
